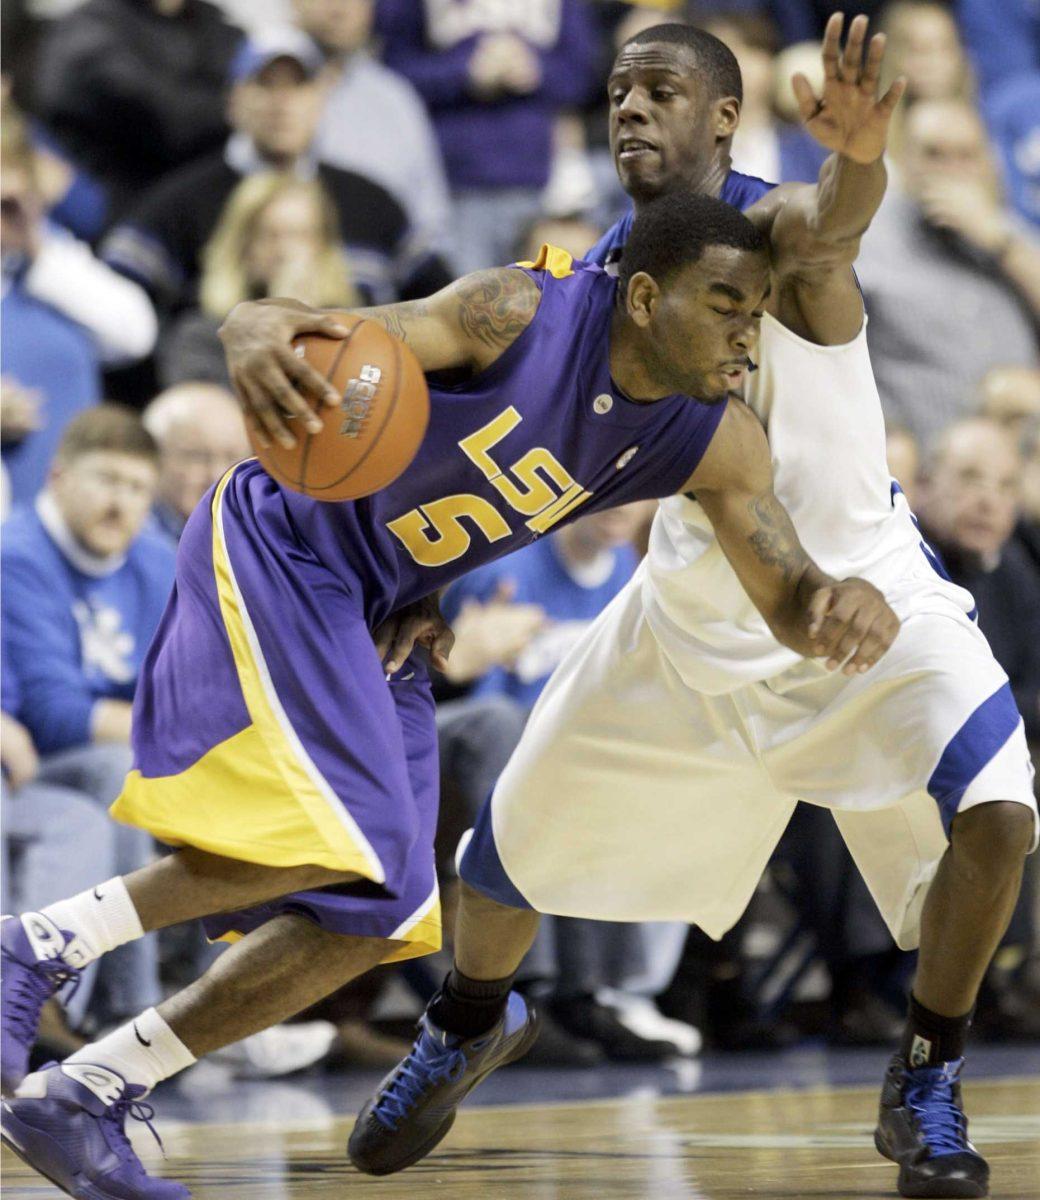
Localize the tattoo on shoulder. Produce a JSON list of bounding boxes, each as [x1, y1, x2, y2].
[[454, 269, 540, 353], [746, 492, 810, 583]]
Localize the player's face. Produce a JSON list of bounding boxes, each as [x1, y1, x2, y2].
[[608, 43, 731, 202], [50, 451, 158, 557], [231, 60, 323, 160], [647, 245, 771, 400]]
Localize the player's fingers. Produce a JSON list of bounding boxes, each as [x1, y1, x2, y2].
[[291, 311, 354, 340], [274, 345, 331, 421], [242, 411, 270, 451], [791, 73, 819, 122], [847, 622, 887, 674], [824, 616, 867, 670], [821, 11, 843, 79], [373, 618, 398, 663], [383, 620, 417, 674], [878, 75, 908, 115], [429, 621, 456, 672], [861, 30, 886, 90], [240, 373, 296, 450], [842, 13, 869, 80], [806, 586, 835, 639]]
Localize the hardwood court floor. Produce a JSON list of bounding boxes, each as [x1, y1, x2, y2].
[[4, 1076, 1038, 1199]]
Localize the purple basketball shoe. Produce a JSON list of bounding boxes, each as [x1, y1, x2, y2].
[[2, 914, 85, 1095], [1, 1062, 190, 1199]]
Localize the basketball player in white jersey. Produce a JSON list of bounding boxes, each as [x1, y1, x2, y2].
[[349, 17, 1037, 1198]]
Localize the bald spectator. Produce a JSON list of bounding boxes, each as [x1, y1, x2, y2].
[[856, 99, 1040, 447], [886, 425, 921, 511], [980, 366, 1040, 441], [918, 417, 1040, 741], [142, 384, 249, 544]]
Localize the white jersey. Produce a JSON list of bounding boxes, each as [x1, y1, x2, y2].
[[643, 312, 977, 694]]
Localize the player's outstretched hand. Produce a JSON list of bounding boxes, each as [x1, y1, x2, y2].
[[219, 297, 353, 450], [806, 578, 900, 675], [792, 12, 907, 165], [376, 593, 455, 675]]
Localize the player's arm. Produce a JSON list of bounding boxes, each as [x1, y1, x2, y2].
[[745, 13, 905, 345], [682, 400, 900, 673], [218, 268, 541, 448]]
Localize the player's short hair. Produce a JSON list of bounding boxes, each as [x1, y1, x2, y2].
[[55, 404, 159, 466], [618, 191, 767, 296], [623, 23, 743, 104]]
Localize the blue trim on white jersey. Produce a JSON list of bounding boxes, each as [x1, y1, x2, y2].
[[891, 480, 979, 622], [927, 682, 1022, 835], [459, 796, 534, 910]]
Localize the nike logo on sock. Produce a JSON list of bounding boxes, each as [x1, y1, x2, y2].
[[93, 888, 104, 901], [133, 1023, 152, 1048]]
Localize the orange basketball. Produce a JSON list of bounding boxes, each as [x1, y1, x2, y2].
[[250, 316, 429, 502]]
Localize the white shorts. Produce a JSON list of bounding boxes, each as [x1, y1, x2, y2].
[[460, 577, 1038, 950]]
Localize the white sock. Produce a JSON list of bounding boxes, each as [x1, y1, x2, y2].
[[63, 1008, 196, 1096], [33, 877, 144, 969]]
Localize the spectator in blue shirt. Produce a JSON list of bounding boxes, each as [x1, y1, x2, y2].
[[2, 405, 175, 1026]]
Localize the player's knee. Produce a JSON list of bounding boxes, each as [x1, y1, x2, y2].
[[951, 801, 1034, 871]]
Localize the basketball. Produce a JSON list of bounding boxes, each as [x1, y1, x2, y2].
[[249, 316, 429, 502]]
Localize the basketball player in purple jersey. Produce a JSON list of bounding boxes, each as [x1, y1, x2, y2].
[[347, 17, 1034, 1199], [0, 188, 899, 1197]]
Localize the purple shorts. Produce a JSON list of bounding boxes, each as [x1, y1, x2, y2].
[[112, 467, 440, 961]]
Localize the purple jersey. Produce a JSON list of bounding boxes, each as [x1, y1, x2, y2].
[[221, 250, 727, 627]]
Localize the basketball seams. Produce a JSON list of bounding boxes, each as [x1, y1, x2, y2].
[[310, 327, 408, 492], [301, 321, 362, 496]]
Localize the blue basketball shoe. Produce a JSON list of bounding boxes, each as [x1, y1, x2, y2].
[[2, 914, 84, 1095], [875, 1054, 989, 1198], [348, 990, 539, 1175], [1, 1062, 189, 1199]]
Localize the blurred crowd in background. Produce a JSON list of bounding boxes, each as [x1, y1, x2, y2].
[[1, 0, 1038, 1081]]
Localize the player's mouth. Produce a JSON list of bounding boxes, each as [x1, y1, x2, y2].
[[617, 137, 659, 163], [718, 364, 747, 388]]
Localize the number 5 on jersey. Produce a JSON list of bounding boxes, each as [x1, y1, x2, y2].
[[387, 407, 592, 567]]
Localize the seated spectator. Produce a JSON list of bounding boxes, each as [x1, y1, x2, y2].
[[856, 98, 1040, 447], [293, 0, 453, 260], [1, 405, 176, 1028], [157, 174, 359, 388], [1, 117, 158, 508], [2, 654, 116, 1052], [885, 425, 921, 511], [377, 0, 600, 274], [102, 27, 451, 313], [917, 417, 1040, 741], [142, 383, 249, 543], [979, 366, 1040, 442], [705, 13, 828, 184], [34, 0, 242, 217], [880, 0, 973, 106]]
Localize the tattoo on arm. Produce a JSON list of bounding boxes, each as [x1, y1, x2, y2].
[[364, 300, 430, 347], [746, 491, 812, 585], [454, 269, 540, 353]]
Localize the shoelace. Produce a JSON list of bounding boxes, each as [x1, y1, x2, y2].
[[373, 1034, 468, 1130], [904, 1067, 970, 1157], [102, 1095, 167, 1169], [5, 959, 80, 1042]]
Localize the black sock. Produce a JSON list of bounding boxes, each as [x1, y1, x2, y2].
[[900, 993, 972, 1067], [428, 967, 515, 1038]]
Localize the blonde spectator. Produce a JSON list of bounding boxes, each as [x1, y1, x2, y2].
[[158, 173, 359, 388]]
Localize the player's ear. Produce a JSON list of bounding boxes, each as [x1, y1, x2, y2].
[[626, 271, 659, 327], [713, 95, 741, 140]]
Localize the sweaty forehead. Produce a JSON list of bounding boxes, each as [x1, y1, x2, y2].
[[610, 41, 697, 81]]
